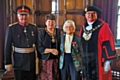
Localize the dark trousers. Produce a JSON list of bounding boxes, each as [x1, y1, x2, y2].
[[14, 68, 36, 80], [60, 54, 80, 80]]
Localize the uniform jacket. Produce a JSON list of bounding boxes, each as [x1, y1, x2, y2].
[[4, 22, 38, 71], [59, 33, 82, 71], [37, 28, 61, 60], [79, 19, 116, 80]]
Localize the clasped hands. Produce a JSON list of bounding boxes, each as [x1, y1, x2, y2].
[[44, 48, 59, 55]]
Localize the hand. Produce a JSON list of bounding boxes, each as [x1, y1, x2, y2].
[[103, 61, 110, 74], [5, 64, 13, 71], [51, 49, 59, 55], [103, 66, 110, 74]]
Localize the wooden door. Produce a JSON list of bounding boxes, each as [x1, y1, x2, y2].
[[34, 0, 52, 28]]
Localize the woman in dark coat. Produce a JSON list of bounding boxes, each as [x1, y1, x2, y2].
[[36, 14, 61, 80]]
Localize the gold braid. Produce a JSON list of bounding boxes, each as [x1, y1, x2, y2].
[[83, 23, 102, 41]]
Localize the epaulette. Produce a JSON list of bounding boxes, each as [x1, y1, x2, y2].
[[30, 23, 36, 26], [9, 22, 18, 27]]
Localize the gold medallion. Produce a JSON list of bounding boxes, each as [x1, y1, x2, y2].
[[45, 28, 56, 43], [51, 36, 55, 43], [52, 38, 55, 43], [83, 34, 91, 41], [24, 29, 27, 33], [83, 23, 102, 41]]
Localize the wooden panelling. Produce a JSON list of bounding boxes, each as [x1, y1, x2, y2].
[[25, 0, 33, 23], [25, 0, 33, 6], [66, 0, 75, 9], [76, 0, 83, 9], [0, 0, 6, 69], [59, 0, 64, 11], [34, 0, 52, 27], [6, 0, 85, 29], [56, 14, 64, 28], [5, 0, 94, 29], [66, 14, 74, 20], [56, 0, 84, 32], [75, 15, 84, 26], [41, 0, 52, 11], [16, 0, 22, 6]]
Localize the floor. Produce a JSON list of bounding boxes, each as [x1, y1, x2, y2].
[[0, 69, 5, 80], [0, 69, 15, 80]]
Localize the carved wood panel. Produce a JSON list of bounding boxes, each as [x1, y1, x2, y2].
[[55, 0, 85, 31], [34, 0, 52, 27], [6, 0, 94, 29]]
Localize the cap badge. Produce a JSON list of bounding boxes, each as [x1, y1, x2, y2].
[[22, 6, 25, 10], [84, 7, 87, 12], [24, 27, 27, 33]]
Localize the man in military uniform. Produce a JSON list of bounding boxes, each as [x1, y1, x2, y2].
[[4, 5, 38, 80]]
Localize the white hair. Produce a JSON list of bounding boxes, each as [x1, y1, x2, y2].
[[63, 20, 76, 32]]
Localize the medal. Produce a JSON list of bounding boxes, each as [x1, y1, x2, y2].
[[52, 37, 55, 43], [75, 61, 79, 67], [83, 34, 91, 41], [45, 28, 56, 43], [32, 44, 35, 47], [24, 27, 27, 33], [31, 31, 34, 36]]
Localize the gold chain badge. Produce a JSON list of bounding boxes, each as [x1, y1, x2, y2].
[[83, 23, 102, 41], [45, 28, 56, 43]]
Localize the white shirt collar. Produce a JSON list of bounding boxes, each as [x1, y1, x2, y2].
[[87, 21, 94, 25]]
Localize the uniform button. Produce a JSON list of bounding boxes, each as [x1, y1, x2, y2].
[[18, 35, 19, 37], [28, 45, 29, 47], [27, 39, 29, 41]]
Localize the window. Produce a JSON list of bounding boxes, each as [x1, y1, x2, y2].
[[52, 1, 56, 13], [117, 0, 120, 39]]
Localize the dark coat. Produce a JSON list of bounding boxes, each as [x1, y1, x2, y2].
[[4, 22, 38, 71], [37, 28, 61, 60]]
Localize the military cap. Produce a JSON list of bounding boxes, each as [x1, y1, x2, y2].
[[45, 14, 56, 21], [15, 5, 31, 14], [83, 6, 102, 16]]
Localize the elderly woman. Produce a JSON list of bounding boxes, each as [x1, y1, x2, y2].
[[59, 20, 82, 80], [37, 14, 61, 80]]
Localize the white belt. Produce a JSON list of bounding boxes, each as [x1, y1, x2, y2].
[[14, 47, 35, 53]]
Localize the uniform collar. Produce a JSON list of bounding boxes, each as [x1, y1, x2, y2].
[[19, 22, 29, 26]]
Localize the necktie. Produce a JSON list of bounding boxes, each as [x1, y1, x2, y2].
[[65, 35, 71, 53], [68, 35, 70, 43]]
